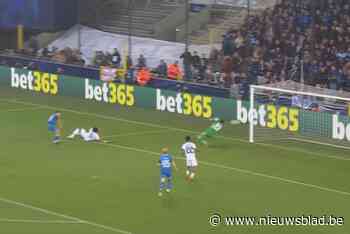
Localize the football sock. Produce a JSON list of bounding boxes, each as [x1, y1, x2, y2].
[[190, 173, 195, 179]]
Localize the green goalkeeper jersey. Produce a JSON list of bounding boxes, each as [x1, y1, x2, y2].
[[204, 118, 223, 136], [210, 118, 223, 132]]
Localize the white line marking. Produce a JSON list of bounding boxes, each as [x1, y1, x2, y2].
[[288, 137, 350, 151], [0, 106, 45, 113], [3, 98, 350, 195], [94, 141, 350, 197], [257, 141, 350, 161], [104, 130, 169, 139], [0, 218, 83, 224], [0, 197, 133, 234], [3, 98, 349, 162]]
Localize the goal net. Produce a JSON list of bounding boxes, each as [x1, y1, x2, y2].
[[249, 81, 350, 150]]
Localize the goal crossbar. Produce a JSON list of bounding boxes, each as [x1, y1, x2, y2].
[[250, 85, 350, 102]]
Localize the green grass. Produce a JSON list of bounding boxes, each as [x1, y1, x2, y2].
[[0, 86, 349, 234]]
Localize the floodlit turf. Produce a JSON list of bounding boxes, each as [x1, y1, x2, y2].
[[0, 86, 349, 234]]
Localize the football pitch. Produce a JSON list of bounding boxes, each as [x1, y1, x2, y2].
[[0, 86, 349, 234]]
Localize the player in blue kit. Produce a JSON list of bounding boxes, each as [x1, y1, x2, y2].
[[48, 111, 62, 144], [158, 148, 177, 197]]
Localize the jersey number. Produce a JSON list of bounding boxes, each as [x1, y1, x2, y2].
[[185, 147, 195, 154]]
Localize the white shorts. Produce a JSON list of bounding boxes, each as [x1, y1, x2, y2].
[[80, 129, 89, 141], [186, 157, 198, 167]]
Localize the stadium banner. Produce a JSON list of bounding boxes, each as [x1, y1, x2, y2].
[[3, 65, 350, 141], [235, 101, 300, 132], [0, 66, 233, 120]]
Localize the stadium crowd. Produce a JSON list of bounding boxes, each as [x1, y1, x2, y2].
[[2, 0, 350, 92], [125, 0, 350, 91], [221, 0, 350, 90]]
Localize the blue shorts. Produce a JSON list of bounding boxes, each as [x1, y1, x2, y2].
[[160, 171, 172, 179], [48, 124, 57, 132]]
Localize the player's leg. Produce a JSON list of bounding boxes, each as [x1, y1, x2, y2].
[[67, 128, 81, 139], [197, 131, 207, 145], [166, 176, 173, 193], [186, 161, 195, 180], [159, 175, 166, 197], [79, 129, 90, 141], [49, 124, 60, 143], [189, 166, 197, 180], [197, 129, 211, 145], [187, 158, 198, 181], [186, 158, 192, 179], [53, 128, 61, 144], [186, 166, 191, 178]]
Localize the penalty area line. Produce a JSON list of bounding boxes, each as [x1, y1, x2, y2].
[[3, 98, 350, 162], [0, 218, 83, 224], [104, 130, 170, 139], [0, 106, 45, 113], [95, 141, 350, 197]]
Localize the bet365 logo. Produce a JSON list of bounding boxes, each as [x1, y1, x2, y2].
[[11, 68, 58, 95], [332, 115, 350, 141], [156, 89, 212, 118], [237, 100, 299, 131], [85, 79, 135, 106]]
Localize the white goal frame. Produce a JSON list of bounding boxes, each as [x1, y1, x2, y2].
[[249, 85, 350, 144]]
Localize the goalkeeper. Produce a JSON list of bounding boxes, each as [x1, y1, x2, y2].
[[197, 118, 224, 145]]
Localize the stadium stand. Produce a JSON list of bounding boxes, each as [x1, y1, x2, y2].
[[220, 0, 350, 92], [97, 0, 183, 38], [2, 0, 350, 99]]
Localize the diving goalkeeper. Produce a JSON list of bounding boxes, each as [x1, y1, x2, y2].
[[197, 118, 224, 145]]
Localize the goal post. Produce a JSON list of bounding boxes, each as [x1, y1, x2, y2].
[[248, 81, 350, 149]]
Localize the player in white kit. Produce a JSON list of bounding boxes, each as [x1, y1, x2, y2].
[[67, 127, 101, 142], [181, 136, 198, 181]]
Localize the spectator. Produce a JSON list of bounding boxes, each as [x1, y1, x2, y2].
[[93, 51, 105, 67], [192, 51, 201, 69], [137, 54, 147, 68], [180, 50, 192, 80], [222, 33, 234, 56], [41, 47, 50, 57], [126, 55, 134, 83], [136, 67, 152, 86], [155, 59, 168, 78], [111, 48, 121, 67], [168, 61, 182, 80]]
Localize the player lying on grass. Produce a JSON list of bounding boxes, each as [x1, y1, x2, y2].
[[48, 111, 62, 144], [182, 136, 198, 181], [67, 127, 103, 142], [197, 118, 224, 145], [158, 147, 177, 197]]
